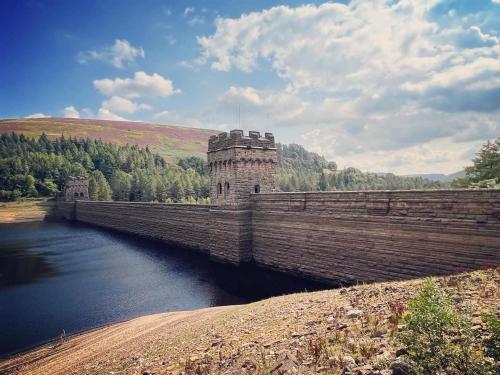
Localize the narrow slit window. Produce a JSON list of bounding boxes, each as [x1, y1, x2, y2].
[[254, 184, 260, 193]]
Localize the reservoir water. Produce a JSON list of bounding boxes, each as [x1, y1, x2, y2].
[[0, 221, 325, 357]]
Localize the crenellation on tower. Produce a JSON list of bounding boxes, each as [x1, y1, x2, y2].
[[207, 130, 277, 206], [208, 129, 276, 153]]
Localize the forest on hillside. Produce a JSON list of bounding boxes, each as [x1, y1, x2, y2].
[[2, 133, 496, 203], [275, 143, 447, 191], [0, 133, 209, 203]]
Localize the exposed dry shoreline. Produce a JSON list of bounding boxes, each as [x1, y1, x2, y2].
[[0, 199, 55, 224], [1, 269, 498, 375]]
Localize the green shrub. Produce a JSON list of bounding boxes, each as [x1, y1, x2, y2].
[[483, 314, 500, 361], [397, 278, 493, 375]]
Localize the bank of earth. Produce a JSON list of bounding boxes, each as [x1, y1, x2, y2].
[[1, 268, 497, 375]]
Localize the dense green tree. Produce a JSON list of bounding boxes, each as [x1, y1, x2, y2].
[[88, 178, 99, 201], [89, 170, 112, 201], [111, 170, 131, 201], [178, 156, 207, 176], [25, 175, 38, 197], [170, 179, 185, 202], [319, 172, 328, 191], [453, 138, 500, 188]]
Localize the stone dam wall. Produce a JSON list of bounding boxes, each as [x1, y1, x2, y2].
[[56, 201, 252, 264], [57, 189, 500, 285], [251, 190, 500, 284]]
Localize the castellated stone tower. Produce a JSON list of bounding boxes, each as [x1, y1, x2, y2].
[[207, 130, 277, 206], [64, 176, 89, 201]]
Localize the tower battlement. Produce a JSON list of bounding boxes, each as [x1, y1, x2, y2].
[[208, 130, 275, 152], [207, 129, 277, 206]]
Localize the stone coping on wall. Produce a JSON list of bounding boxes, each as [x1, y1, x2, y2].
[[69, 200, 253, 211], [252, 188, 500, 195]]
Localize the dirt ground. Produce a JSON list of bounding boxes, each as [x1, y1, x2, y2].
[[1, 269, 498, 375], [0, 199, 55, 223]]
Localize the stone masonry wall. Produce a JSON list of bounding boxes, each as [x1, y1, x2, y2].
[[251, 190, 500, 284], [60, 201, 252, 264], [56, 189, 500, 285]]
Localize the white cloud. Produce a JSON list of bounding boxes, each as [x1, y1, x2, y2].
[[219, 86, 307, 120], [78, 39, 144, 69], [100, 96, 152, 114], [183, 7, 204, 26], [188, 15, 205, 26], [25, 113, 49, 118], [153, 110, 227, 131], [80, 108, 94, 118], [93, 71, 178, 99], [197, 1, 499, 106], [153, 110, 170, 120], [63, 106, 80, 118], [184, 7, 195, 17], [196, 0, 500, 174], [97, 108, 128, 121]]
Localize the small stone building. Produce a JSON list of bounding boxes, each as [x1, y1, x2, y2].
[[64, 176, 89, 201], [207, 130, 277, 206]]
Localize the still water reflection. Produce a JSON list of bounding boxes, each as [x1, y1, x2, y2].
[[0, 221, 326, 357]]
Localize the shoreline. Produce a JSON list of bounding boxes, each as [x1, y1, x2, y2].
[[0, 199, 55, 224], [1, 268, 497, 375]]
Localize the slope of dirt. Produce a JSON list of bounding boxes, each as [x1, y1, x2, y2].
[[1, 269, 498, 375], [0, 118, 218, 161], [0, 199, 55, 223]]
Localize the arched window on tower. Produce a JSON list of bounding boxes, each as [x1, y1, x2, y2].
[[254, 184, 260, 193], [224, 182, 230, 196], [217, 183, 222, 196], [74, 192, 79, 198]]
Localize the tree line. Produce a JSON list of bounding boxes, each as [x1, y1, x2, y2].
[[275, 143, 446, 191], [1, 133, 497, 202], [0, 133, 209, 203]]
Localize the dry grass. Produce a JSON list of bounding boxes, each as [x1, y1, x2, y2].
[[0, 199, 55, 223]]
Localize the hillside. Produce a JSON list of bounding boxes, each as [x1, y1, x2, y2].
[[1, 269, 497, 375], [0, 118, 217, 162], [402, 170, 466, 182]]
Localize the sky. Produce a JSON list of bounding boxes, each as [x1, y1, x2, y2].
[[1, 0, 499, 175]]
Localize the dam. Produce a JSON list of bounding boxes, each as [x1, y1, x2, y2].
[[56, 130, 500, 285]]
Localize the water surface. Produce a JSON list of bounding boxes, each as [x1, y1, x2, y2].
[[0, 221, 325, 356]]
